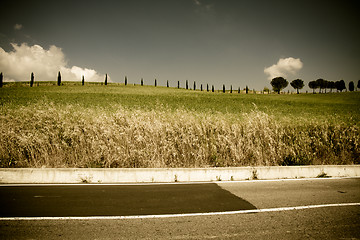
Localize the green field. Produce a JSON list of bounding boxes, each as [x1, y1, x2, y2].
[[1, 82, 359, 168]]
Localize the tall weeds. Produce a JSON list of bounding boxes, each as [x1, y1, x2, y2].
[[0, 102, 358, 168]]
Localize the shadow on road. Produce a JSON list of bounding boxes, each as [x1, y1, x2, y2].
[[0, 183, 256, 217]]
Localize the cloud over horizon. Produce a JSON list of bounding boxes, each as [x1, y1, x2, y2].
[[0, 43, 107, 82], [264, 57, 303, 80]]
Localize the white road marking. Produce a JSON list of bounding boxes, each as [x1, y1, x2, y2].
[[1, 202, 359, 221]]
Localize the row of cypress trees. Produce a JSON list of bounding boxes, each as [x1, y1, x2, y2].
[[1, 72, 358, 93], [0, 71, 282, 94]]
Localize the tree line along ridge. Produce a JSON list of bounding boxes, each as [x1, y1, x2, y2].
[[0, 71, 359, 94]]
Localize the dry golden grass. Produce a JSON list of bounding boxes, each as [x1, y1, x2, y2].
[[1, 102, 358, 168]]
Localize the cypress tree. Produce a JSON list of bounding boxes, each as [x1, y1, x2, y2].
[[30, 72, 34, 87], [207, 84, 209, 92], [230, 85, 232, 93], [141, 78, 143, 86], [125, 76, 127, 86], [246, 85, 249, 94], [238, 87, 240, 94], [200, 84, 203, 91], [82, 75, 84, 86], [177, 80, 180, 89], [167, 80, 169, 88], [193, 81, 196, 90], [186, 80, 188, 89], [212, 85, 214, 92], [57, 71, 61, 86], [155, 79, 157, 87], [0, 72, 3, 88], [223, 84, 225, 93], [349, 81, 354, 91], [105, 74, 108, 85]]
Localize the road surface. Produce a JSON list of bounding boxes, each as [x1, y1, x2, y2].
[[0, 178, 359, 239]]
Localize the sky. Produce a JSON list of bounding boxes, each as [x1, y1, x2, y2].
[[0, 0, 359, 91]]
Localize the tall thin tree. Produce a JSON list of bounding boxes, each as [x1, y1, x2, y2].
[[0, 72, 3, 88], [57, 71, 61, 86], [200, 84, 203, 91], [155, 78, 157, 87], [230, 85, 232, 93], [125, 76, 127, 86], [186, 80, 188, 90], [141, 78, 143, 86], [105, 74, 108, 85], [212, 85, 214, 92], [207, 84, 209, 92], [82, 75, 84, 86], [30, 72, 34, 87], [193, 81, 196, 90], [223, 84, 225, 93], [349, 81, 355, 91], [167, 80, 169, 88], [177, 80, 180, 89]]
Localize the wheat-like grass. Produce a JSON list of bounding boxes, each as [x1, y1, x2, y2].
[[0, 102, 358, 167]]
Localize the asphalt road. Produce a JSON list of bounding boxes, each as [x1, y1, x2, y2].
[[0, 183, 255, 217], [1, 178, 359, 239]]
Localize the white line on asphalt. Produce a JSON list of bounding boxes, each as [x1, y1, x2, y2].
[[1, 203, 359, 221], [1, 177, 359, 187]]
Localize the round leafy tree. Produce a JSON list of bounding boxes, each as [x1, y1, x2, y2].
[[271, 77, 288, 94], [290, 79, 304, 94]]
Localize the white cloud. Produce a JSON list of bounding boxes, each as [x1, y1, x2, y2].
[[14, 24, 23, 30], [193, 0, 201, 6], [0, 43, 107, 82], [264, 57, 303, 80]]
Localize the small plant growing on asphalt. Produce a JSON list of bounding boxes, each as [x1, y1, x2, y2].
[[30, 72, 34, 87], [252, 170, 258, 180], [317, 171, 329, 178]]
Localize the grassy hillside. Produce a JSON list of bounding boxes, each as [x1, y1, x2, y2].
[[1, 82, 359, 168]]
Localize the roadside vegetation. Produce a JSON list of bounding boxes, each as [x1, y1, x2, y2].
[[0, 82, 359, 168]]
